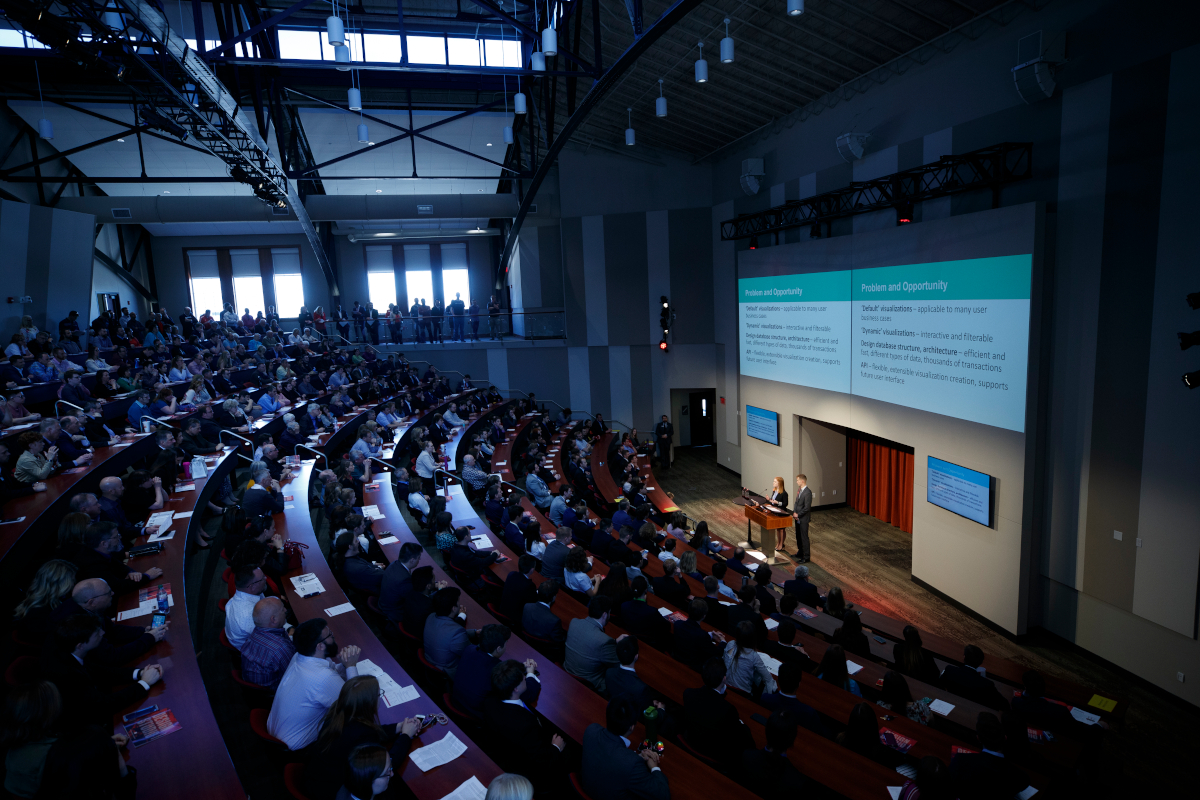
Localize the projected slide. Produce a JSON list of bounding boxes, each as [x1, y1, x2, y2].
[[739, 255, 1031, 432], [927, 456, 993, 527], [746, 406, 780, 445]]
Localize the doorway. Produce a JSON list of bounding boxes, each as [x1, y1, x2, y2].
[[96, 292, 121, 317], [688, 390, 716, 446]]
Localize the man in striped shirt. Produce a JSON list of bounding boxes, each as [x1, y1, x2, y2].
[[240, 598, 295, 689]]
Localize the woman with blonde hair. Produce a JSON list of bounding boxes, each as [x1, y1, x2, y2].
[[13, 560, 77, 644], [307, 675, 418, 800], [765, 475, 789, 552], [678, 548, 701, 580], [486, 774, 534, 800]]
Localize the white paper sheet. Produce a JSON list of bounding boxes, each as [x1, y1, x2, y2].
[[763, 617, 779, 630], [116, 594, 175, 620], [846, 661, 864, 675], [409, 732, 468, 772], [324, 602, 356, 617], [290, 573, 325, 596], [759, 653, 784, 676], [929, 699, 956, 716], [377, 536, 399, 546], [887, 788, 902, 800], [173, 511, 193, 519], [438, 776, 487, 800], [147, 530, 175, 542], [1016, 787, 1038, 800], [470, 534, 493, 549], [657, 607, 673, 617], [1069, 707, 1100, 725], [175, 484, 196, 491]]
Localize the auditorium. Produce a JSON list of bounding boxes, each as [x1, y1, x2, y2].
[[0, 1, 1195, 798]]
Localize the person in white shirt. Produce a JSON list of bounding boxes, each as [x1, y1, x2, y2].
[[224, 567, 267, 650], [267, 619, 361, 750], [657, 538, 681, 565], [443, 403, 466, 427], [414, 440, 439, 494]]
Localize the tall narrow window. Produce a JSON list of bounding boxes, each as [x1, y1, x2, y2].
[[230, 249, 265, 318], [186, 250, 224, 315], [403, 244, 433, 308], [271, 248, 305, 318], [365, 245, 396, 309], [440, 242, 470, 305]]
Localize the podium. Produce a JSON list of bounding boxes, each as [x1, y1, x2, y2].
[[743, 503, 792, 564]]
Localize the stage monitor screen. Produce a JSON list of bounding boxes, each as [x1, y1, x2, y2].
[[927, 456, 994, 527], [746, 405, 780, 446], [739, 254, 1032, 432]]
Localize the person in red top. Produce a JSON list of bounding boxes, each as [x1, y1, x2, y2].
[[241, 309, 255, 329], [312, 305, 327, 335], [199, 310, 214, 329]]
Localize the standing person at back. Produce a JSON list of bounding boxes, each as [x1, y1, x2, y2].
[[791, 474, 812, 563]]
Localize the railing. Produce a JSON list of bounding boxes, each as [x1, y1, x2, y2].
[[218, 429, 255, 462], [368, 456, 394, 481], [54, 400, 83, 417], [433, 467, 462, 495], [296, 444, 328, 467], [323, 310, 567, 345]]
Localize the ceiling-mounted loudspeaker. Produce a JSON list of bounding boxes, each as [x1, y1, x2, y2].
[[740, 158, 765, 196], [1011, 31, 1065, 104], [836, 132, 869, 162]]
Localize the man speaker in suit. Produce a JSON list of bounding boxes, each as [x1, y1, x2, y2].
[[654, 414, 674, 471], [792, 474, 812, 563], [581, 698, 670, 800]]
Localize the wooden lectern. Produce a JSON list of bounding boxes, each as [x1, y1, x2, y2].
[[744, 504, 792, 564]]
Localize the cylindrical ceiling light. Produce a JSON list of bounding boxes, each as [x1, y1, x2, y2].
[[787, 0, 805, 16], [514, 92, 527, 114], [357, 122, 369, 143], [35, 62, 52, 140], [348, 86, 361, 111], [625, 108, 635, 146], [694, 41, 708, 83], [504, 125, 514, 144], [334, 44, 350, 70], [38, 118, 54, 140], [655, 79, 667, 117], [720, 18, 734, 63], [327, 14, 345, 46], [542, 26, 557, 57], [531, 51, 546, 71]]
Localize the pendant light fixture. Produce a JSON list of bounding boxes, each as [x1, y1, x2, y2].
[[334, 44, 350, 70], [542, 0, 557, 56], [327, 1, 345, 46], [655, 79, 667, 117], [502, 6, 514, 143], [514, 84, 527, 115], [694, 41, 708, 83], [625, 108, 635, 146], [35, 62, 52, 140], [531, 1, 546, 71], [787, 0, 805, 16], [348, 86, 361, 111], [720, 18, 734, 63], [358, 122, 369, 143]]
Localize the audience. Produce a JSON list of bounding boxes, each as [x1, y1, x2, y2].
[[225, 567, 268, 650], [740, 711, 808, 798], [422, 587, 476, 677], [940, 644, 1009, 711], [72, 521, 160, 595], [481, 659, 565, 794], [522, 579, 568, 644], [682, 657, 754, 769], [240, 597, 295, 690], [581, 698, 669, 800]]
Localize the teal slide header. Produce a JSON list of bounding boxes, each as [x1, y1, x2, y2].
[[739, 255, 1031, 302]]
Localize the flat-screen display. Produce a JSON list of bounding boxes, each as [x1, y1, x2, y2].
[[746, 405, 780, 446], [738, 255, 1031, 432], [927, 456, 994, 527]]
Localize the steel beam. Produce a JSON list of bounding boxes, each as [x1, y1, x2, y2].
[[500, 0, 706, 271], [203, 0, 323, 57]]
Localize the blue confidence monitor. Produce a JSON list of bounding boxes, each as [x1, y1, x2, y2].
[[927, 456, 995, 527], [746, 406, 780, 445]]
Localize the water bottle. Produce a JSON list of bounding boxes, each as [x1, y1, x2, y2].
[[157, 590, 169, 615]]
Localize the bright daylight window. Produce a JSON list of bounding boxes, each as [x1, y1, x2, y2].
[[233, 277, 265, 319], [406, 35, 446, 65], [441, 269, 470, 306], [277, 29, 322, 60], [483, 39, 522, 68], [405, 271, 434, 308], [447, 38, 481, 66], [368, 272, 397, 310], [190, 279, 224, 317], [273, 274, 305, 318], [364, 33, 402, 62]]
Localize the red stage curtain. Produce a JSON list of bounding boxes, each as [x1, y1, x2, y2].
[[847, 436, 914, 533]]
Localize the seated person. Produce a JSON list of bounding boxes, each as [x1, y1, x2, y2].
[[682, 657, 755, 769], [72, 521, 161, 595], [240, 597, 295, 689], [452, 624, 540, 718], [266, 619, 362, 751], [618, 576, 670, 650], [760, 661, 828, 737], [481, 659, 565, 794], [604, 634, 659, 712], [448, 525, 501, 592], [422, 587, 477, 678], [672, 599, 725, 672], [740, 711, 809, 799], [522, 579, 568, 644], [948, 711, 1031, 800], [940, 644, 1009, 711], [333, 526, 384, 596], [563, 596, 623, 693]]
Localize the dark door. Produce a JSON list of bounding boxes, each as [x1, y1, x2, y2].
[[688, 390, 716, 446], [96, 293, 120, 316]]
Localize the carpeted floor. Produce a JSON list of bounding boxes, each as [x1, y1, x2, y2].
[[657, 445, 1197, 794]]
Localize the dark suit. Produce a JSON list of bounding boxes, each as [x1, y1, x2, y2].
[[672, 619, 721, 671], [539, 540, 570, 581], [448, 542, 499, 590], [651, 575, 690, 609], [741, 747, 807, 799], [948, 752, 1030, 800], [401, 591, 433, 643], [940, 664, 1009, 711], [499, 571, 537, 624], [727, 603, 769, 648], [42, 652, 149, 729], [581, 723, 670, 800], [654, 420, 674, 468], [782, 577, 823, 609], [793, 485, 812, 560], [242, 485, 285, 517], [72, 548, 146, 596], [681, 686, 754, 767], [701, 596, 731, 632], [379, 562, 413, 623], [482, 697, 563, 792], [522, 602, 567, 643], [618, 599, 671, 650], [604, 665, 654, 710], [759, 691, 828, 737], [98, 496, 141, 542], [453, 646, 540, 718]]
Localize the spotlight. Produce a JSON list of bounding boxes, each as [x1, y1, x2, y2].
[[1180, 331, 1200, 351], [896, 202, 914, 225], [1187, 292, 1200, 310], [810, 223, 821, 239], [749, 235, 758, 250], [660, 296, 669, 309], [659, 339, 668, 351], [1184, 370, 1200, 389]]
